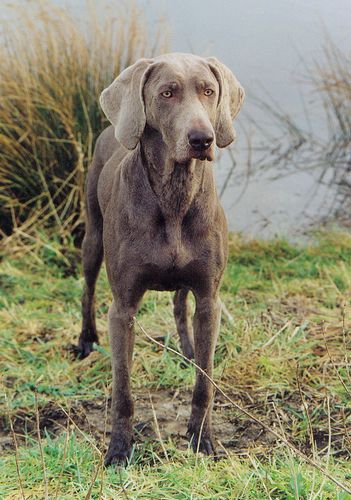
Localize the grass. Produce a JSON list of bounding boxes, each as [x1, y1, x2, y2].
[[1, 2, 350, 497], [0, 230, 350, 498]]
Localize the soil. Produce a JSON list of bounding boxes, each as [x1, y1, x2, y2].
[[1, 388, 349, 459]]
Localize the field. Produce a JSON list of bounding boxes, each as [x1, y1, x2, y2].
[[1, 231, 350, 498], [0, 2, 350, 497]]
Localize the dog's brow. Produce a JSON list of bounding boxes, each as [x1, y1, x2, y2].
[[159, 81, 181, 92], [198, 79, 216, 89]]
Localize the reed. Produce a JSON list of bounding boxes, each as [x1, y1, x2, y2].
[[0, 1, 167, 245]]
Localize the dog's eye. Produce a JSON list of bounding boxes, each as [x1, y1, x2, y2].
[[161, 90, 173, 98], [204, 89, 214, 96]]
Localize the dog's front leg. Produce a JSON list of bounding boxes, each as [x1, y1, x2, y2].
[[104, 297, 139, 466], [187, 293, 221, 456]]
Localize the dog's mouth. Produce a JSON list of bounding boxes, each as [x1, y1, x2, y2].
[[189, 146, 214, 162], [175, 145, 215, 165]]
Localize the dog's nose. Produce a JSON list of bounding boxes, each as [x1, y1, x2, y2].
[[188, 131, 214, 151]]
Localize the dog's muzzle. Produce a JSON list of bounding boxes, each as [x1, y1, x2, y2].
[[188, 130, 214, 161]]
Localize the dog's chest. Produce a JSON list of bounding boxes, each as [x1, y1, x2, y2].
[[140, 218, 201, 290], [154, 219, 193, 268]]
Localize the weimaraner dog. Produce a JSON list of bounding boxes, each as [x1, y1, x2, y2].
[[78, 53, 244, 465]]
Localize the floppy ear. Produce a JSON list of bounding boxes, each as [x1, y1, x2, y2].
[[99, 58, 153, 150], [206, 57, 245, 148]]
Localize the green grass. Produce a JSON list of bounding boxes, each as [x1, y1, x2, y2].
[[1, 432, 350, 498], [1, 231, 351, 498]]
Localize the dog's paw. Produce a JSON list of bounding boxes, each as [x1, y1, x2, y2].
[[76, 340, 96, 359], [66, 342, 95, 360], [180, 341, 195, 361], [187, 426, 218, 459], [104, 449, 132, 467], [104, 440, 133, 467]]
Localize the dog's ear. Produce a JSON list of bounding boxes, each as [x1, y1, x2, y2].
[[207, 57, 245, 148], [100, 58, 153, 150]]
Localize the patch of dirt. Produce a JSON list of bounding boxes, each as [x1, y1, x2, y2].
[[33, 327, 55, 343], [1, 388, 350, 459], [1, 390, 271, 455], [0, 401, 87, 449]]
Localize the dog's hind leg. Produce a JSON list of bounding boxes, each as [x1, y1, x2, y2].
[[78, 169, 104, 358], [173, 288, 195, 359]]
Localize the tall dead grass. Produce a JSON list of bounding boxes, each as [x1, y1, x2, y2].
[[0, 1, 167, 247]]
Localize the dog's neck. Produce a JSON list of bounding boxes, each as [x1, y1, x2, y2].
[[140, 127, 207, 220]]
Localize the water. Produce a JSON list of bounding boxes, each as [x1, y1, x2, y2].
[[3, 0, 351, 237], [138, 0, 351, 237]]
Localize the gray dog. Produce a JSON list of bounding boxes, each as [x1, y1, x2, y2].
[[78, 53, 244, 465]]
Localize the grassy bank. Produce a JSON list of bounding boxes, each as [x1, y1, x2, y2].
[[0, 232, 350, 498]]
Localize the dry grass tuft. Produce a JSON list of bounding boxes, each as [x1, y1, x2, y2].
[[0, 0, 167, 247]]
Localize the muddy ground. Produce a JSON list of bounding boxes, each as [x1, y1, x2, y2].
[[1, 386, 348, 460]]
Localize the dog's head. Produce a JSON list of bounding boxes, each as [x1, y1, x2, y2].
[[100, 53, 245, 163]]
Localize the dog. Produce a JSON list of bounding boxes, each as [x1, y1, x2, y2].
[[78, 53, 244, 465]]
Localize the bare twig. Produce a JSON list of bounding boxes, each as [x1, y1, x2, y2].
[[247, 453, 272, 499], [260, 321, 291, 350], [56, 404, 102, 454], [322, 322, 351, 398], [54, 416, 70, 500], [84, 454, 103, 500], [99, 385, 110, 498], [247, 36, 351, 223], [149, 393, 169, 461], [296, 363, 317, 458], [313, 396, 332, 500], [341, 302, 351, 386], [35, 392, 49, 500], [219, 148, 237, 199], [5, 394, 26, 500], [272, 402, 298, 500], [220, 300, 234, 325]]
